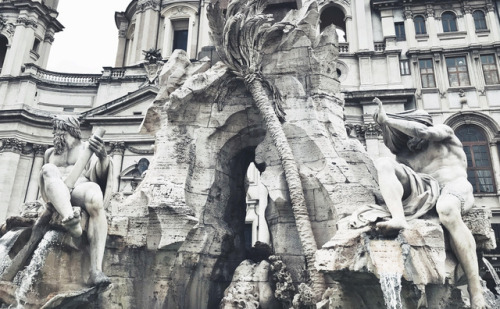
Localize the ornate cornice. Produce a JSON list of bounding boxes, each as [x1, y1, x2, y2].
[[137, 0, 161, 12], [17, 17, 38, 29]]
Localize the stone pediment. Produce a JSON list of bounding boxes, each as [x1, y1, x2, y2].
[[81, 86, 158, 118]]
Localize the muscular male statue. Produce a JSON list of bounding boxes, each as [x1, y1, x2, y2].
[[371, 98, 486, 308], [40, 115, 111, 286]]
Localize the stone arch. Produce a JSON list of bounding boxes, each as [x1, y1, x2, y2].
[[164, 113, 268, 308], [444, 111, 500, 141], [161, 3, 199, 58], [319, 2, 349, 42]]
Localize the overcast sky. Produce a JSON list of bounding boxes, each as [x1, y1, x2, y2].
[[46, 0, 131, 74]]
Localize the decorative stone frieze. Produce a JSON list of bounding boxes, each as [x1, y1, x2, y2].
[[17, 17, 38, 29]]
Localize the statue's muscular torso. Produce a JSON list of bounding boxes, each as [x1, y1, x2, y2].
[[45, 142, 86, 179], [396, 124, 468, 186]]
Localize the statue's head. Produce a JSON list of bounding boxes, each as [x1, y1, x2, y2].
[[381, 109, 433, 154], [52, 115, 81, 154]]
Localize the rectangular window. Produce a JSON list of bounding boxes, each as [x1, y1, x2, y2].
[[446, 56, 470, 87], [32, 38, 41, 53], [419, 59, 436, 88], [395, 22, 406, 41], [172, 19, 189, 52], [481, 54, 500, 85], [400, 60, 410, 75]]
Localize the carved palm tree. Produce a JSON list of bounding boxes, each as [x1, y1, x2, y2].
[[207, 0, 326, 300]]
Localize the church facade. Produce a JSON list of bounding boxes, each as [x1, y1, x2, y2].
[[1, 0, 500, 272]]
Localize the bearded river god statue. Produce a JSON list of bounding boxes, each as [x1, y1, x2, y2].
[[0, 115, 113, 308], [316, 98, 495, 309]]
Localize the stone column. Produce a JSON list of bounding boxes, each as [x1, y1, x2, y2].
[[380, 9, 396, 49], [39, 31, 55, 68], [187, 17, 195, 59], [489, 142, 500, 195], [462, 5, 476, 44], [197, 1, 211, 49], [1, 16, 37, 76], [115, 24, 129, 67], [162, 18, 173, 58], [486, 2, 500, 41], [110, 142, 126, 192], [129, 11, 144, 64], [24, 144, 47, 202], [8, 149, 33, 217], [354, 0, 373, 50], [425, 6, 439, 47], [344, 16, 355, 50], [0, 139, 24, 223], [403, 8, 417, 47], [138, 0, 161, 56]]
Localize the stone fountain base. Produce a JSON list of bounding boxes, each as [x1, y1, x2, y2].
[[315, 207, 496, 309]]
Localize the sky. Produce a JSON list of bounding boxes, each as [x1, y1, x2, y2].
[[46, 0, 132, 74]]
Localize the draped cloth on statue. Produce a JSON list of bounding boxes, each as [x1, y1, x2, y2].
[[349, 164, 440, 229]]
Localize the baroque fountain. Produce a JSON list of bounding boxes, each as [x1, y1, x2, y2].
[[0, 0, 498, 308]]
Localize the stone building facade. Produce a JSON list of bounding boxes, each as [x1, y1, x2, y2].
[[1, 0, 500, 277]]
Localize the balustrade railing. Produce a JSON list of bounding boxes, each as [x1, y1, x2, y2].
[[30, 65, 100, 85], [374, 42, 386, 52], [339, 43, 349, 53]]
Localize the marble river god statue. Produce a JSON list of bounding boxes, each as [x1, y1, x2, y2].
[[350, 97, 486, 308], [39, 115, 112, 286]]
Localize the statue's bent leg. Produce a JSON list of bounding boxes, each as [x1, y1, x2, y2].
[[436, 192, 486, 309], [374, 157, 411, 231], [41, 164, 74, 218], [71, 182, 110, 285]]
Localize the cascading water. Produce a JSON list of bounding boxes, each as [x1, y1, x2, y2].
[[0, 228, 26, 276], [483, 257, 500, 294], [13, 230, 62, 309], [379, 273, 403, 309]]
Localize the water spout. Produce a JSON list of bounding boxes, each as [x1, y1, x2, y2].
[[483, 257, 500, 294], [0, 228, 27, 276], [13, 230, 62, 309], [380, 273, 403, 309]]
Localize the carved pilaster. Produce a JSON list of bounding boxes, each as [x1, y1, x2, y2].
[[486, 2, 495, 12], [137, 0, 161, 12], [16, 17, 38, 29], [1, 138, 25, 154]]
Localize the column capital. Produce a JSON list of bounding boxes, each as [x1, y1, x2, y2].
[[16, 17, 38, 29], [1, 138, 25, 154], [364, 123, 382, 139], [44, 33, 54, 44], [33, 144, 49, 156], [404, 7, 413, 20], [137, 0, 161, 12], [110, 142, 126, 155], [425, 6, 435, 18]]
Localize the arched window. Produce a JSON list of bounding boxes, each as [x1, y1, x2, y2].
[[442, 12, 457, 32], [0, 35, 7, 73], [456, 125, 496, 193], [473, 10, 487, 30], [414, 16, 427, 35], [320, 6, 346, 42]]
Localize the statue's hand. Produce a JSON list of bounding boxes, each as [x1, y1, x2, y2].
[[373, 97, 388, 124], [88, 135, 107, 160]]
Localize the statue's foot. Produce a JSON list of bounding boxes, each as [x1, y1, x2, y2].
[[470, 295, 487, 309], [376, 218, 409, 235], [89, 270, 111, 287], [61, 213, 82, 238]]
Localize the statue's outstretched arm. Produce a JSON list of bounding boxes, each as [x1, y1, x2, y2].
[[373, 97, 453, 141]]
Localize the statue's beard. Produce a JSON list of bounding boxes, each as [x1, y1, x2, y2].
[[53, 132, 67, 155]]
